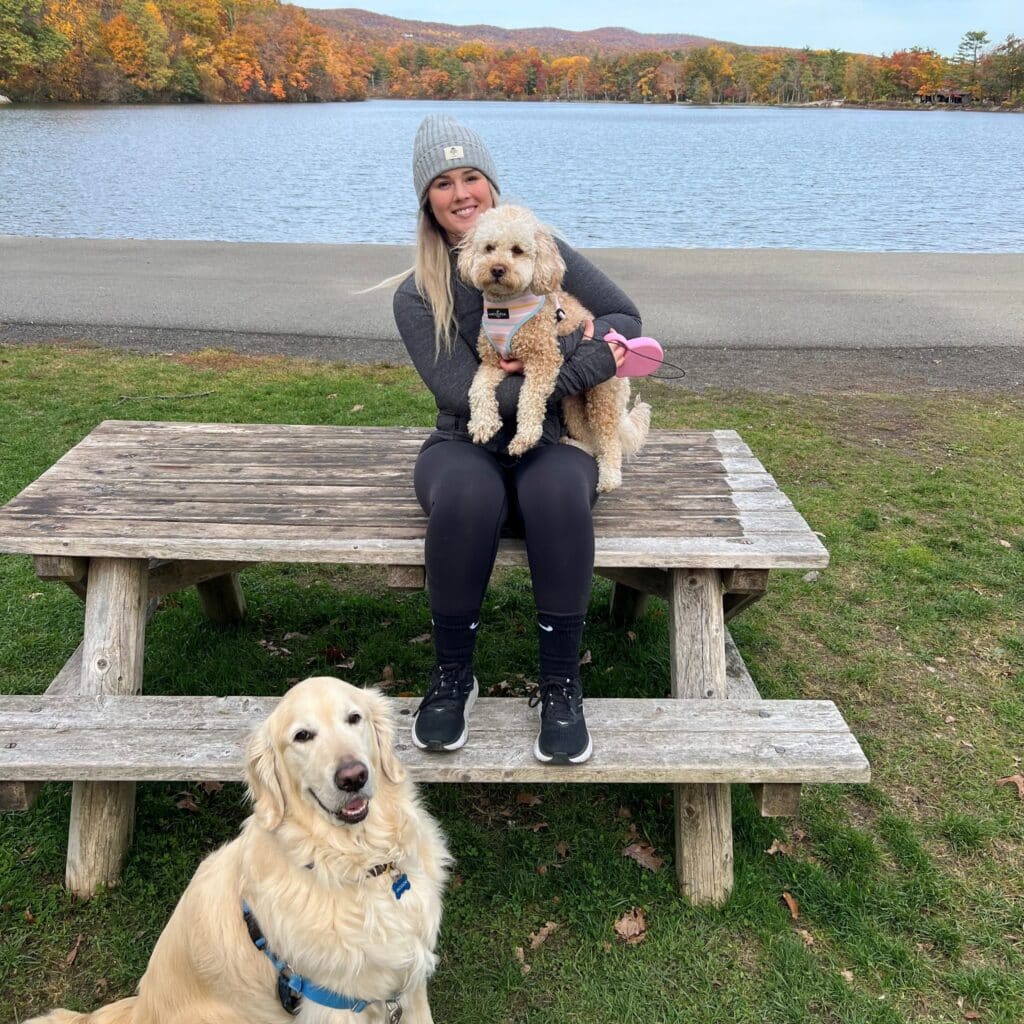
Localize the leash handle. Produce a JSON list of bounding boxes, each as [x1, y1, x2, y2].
[[604, 331, 686, 380]]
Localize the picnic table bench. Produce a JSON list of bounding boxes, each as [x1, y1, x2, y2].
[[0, 421, 869, 906]]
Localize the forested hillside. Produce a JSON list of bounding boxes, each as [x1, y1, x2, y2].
[[0, 2, 1020, 106]]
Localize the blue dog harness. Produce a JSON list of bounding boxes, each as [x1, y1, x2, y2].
[[243, 862, 410, 1020]]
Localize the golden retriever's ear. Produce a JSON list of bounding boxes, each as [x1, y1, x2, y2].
[[245, 721, 286, 829], [531, 231, 566, 295], [365, 688, 406, 785]]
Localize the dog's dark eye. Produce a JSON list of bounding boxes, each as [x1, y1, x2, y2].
[[484, 244, 495, 253], [293, 729, 316, 743], [511, 246, 524, 256], [347, 712, 362, 725]]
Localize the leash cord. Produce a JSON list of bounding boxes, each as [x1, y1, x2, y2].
[[603, 337, 688, 381]]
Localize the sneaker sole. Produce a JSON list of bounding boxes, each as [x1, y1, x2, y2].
[[533, 732, 593, 765], [411, 678, 478, 752]]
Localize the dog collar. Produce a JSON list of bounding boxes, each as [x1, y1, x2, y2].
[[242, 867, 410, 1018], [481, 291, 546, 359]]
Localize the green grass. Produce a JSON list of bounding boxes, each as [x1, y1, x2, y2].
[[1, 344, 1022, 1023]]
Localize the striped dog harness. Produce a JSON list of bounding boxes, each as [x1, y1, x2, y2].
[[481, 292, 547, 359]]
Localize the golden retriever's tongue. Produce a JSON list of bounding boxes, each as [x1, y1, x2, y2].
[[338, 796, 368, 822]]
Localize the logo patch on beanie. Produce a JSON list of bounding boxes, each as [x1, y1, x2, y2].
[[443, 145, 465, 160]]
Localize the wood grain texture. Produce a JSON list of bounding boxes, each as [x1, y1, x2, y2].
[[66, 558, 147, 898], [196, 572, 246, 626], [669, 568, 733, 906], [0, 697, 870, 784], [0, 424, 830, 569]]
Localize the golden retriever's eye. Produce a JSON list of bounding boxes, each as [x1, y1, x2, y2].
[[347, 712, 362, 725], [293, 729, 316, 743], [511, 245, 524, 256]]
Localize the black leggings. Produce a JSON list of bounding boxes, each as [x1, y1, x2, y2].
[[413, 438, 599, 618]]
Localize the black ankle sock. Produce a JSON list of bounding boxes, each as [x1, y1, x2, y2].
[[537, 611, 586, 679], [432, 611, 480, 666]]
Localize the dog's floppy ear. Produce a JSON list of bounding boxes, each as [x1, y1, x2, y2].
[[531, 229, 566, 295], [246, 720, 286, 830], [364, 687, 406, 785], [455, 230, 477, 286]]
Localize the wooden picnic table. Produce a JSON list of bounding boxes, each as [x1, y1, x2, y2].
[[0, 420, 865, 906]]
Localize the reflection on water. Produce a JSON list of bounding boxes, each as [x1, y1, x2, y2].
[[1, 100, 1022, 251]]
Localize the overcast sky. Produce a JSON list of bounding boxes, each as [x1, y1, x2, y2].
[[303, 2, 1019, 57]]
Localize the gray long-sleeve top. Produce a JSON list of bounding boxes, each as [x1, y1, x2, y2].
[[394, 238, 642, 454]]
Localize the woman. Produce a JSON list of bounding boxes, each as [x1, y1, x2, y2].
[[394, 114, 641, 765]]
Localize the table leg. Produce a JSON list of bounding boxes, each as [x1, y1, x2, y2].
[[196, 572, 246, 625], [669, 568, 733, 906], [66, 558, 148, 898]]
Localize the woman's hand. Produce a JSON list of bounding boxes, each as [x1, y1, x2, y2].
[[502, 321, 627, 374]]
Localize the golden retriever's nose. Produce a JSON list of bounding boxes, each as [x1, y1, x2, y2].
[[334, 760, 368, 792], [490, 265, 506, 281]]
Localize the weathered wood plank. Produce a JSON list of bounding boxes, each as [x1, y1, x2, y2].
[[34, 555, 88, 583], [196, 573, 246, 626], [0, 530, 831, 569], [148, 560, 254, 598], [750, 783, 803, 817], [596, 567, 671, 601], [0, 698, 870, 785], [669, 568, 733, 906], [386, 565, 426, 591], [66, 558, 147, 898]]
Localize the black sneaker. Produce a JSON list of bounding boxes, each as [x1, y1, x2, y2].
[[412, 663, 478, 751], [529, 675, 592, 764]]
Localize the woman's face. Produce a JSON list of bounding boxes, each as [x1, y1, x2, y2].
[[426, 167, 494, 243]]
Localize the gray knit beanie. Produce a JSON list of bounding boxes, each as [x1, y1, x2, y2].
[[412, 114, 500, 204]]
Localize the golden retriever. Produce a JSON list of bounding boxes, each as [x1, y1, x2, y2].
[[26, 678, 450, 1024]]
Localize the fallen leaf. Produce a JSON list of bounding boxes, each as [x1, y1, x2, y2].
[[616, 805, 632, 819], [93, 978, 108, 998], [408, 633, 431, 645], [529, 921, 559, 950], [622, 842, 664, 872], [935, 656, 948, 664], [350, 404, 364, 413], [613, 907, 647, 945], [840, 969, 854, 984], [258, 639, 291, 657], [526, 821, 549, 832], [200, 781, 223, 795], [65, 934, 84, 966], [282, 631, 309, 642], [555, 841, 569, 859], [782, 892, 800, 920], [796, 928, 815, 947], [515, 947, 530, 974], [963, 1012, 981, 1021], [579, 649, 592, 665], [602, 941, 612, 953], [765, 839, 795, 857], [380, 665, 396, 687], [324, 646, 346, 660], [945, 715, 957, 724], [626, 630, 636, 642], [997, 538, 1012, 548], [517, 793, 543, 806], [24, 907, 36, 924], [335, 658, 356, 670], [488, 680, 511, 695], [175, 793, 200, 813], [536, 865, 548, 876], [997, 774, 1024, 799]]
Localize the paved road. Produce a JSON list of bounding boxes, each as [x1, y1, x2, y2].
[[2, 237, 1022, 391]]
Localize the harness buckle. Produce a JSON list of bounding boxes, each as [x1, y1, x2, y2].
[[277, 966, 302, 1016], [386, 998, 404, 1023]]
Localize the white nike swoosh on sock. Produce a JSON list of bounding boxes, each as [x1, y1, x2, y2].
[[470, 621, 479, 630], [538, 623, 554, 632]]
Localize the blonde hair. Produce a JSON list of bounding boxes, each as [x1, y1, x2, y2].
[[415, 182, 501, 356], [365, 183, 500, 357]]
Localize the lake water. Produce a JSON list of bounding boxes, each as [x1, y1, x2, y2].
[[1, 99, 1022, 251]]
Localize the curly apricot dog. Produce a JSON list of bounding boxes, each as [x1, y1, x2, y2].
[[457, 204, 649, 492]]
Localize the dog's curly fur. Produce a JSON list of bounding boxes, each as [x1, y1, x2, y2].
[[457, 205, 650, 492], [25, 678, 450, 1024]]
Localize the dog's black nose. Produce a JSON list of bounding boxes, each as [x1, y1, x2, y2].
[[334, 760, 368, 792], [490, 265, 505, 280]]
